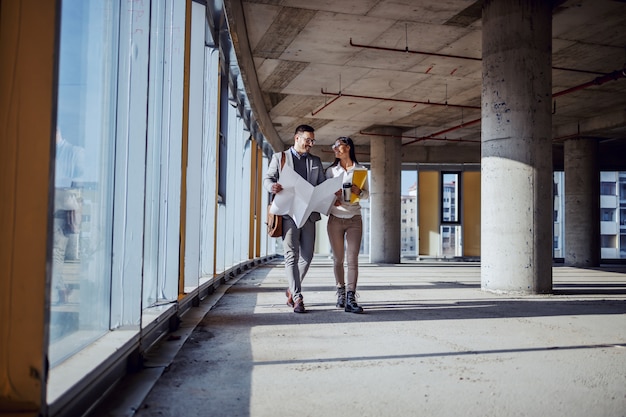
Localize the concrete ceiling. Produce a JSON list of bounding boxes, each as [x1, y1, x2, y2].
[[225, 0, 626, 166]]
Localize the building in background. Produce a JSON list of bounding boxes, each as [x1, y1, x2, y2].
[[553, 171, 625, 260], [401, 181, 418, 259], [600, 172, 626, 258]]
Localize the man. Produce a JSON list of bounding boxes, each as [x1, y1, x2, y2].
[[263, 125, 326, 313], [52, 128, 85, 304]]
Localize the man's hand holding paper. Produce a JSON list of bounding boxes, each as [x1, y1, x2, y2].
[[270, 164, 343, 228]]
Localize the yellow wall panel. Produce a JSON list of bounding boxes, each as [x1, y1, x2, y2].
[[0, 0, 58, 413], [418, 171, 440, 257]]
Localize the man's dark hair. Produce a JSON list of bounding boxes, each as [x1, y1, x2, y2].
[[294, 124, 315, 135]]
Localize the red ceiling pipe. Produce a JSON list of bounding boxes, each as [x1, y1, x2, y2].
[[552, 68, 626, 98], [311, 93, 343, 116], [552, 133, 581, 143], [342, 41, 622, 145], [349, 38, 605, 75], [399, 68, 625, 145], [350, 38, 481, 62], [359, 130, 480, 144], [400, 118, 482, 146], [320, 89, 480, 110]]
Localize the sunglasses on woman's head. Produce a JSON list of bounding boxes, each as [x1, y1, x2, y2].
[[332, 137, 350, 149]]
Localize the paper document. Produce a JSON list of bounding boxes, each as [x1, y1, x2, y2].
[[269, 164, 343, 228], [350, 169, 368, 203]]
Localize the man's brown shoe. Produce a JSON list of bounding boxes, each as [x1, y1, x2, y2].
[[293, 297, 306, 313], [285, 289, 294, 307]]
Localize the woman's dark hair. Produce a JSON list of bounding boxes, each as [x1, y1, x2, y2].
[[330, 136, 359, 167]]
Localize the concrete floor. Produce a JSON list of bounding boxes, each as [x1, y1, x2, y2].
[[94, 258, 626, 417]]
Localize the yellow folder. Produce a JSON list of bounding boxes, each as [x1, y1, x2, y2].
[[350, 169, 368, 203]]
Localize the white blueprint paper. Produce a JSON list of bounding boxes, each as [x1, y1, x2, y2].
[[269, 163, 343, 228]]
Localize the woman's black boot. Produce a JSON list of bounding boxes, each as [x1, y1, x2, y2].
[[336, 287, 346, 308], [345, 291, 363, 313]]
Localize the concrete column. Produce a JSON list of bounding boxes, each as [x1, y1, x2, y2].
[[481, 0, 553, 294], [369, 127, 402, 263], [564, 138, 600, 266]]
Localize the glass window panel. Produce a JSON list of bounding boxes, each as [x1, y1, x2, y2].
[[200, 47, 220, 278], [217, 69, 229, 203], [157, 1, 186, 298], [224, 102, 239, 269], [261, 154, 275, 256], [50, 0, 117, 366], [553, 172, 564, 258], [239, 129, 253, 264], [601, 182, 616, 195], [441, 172, 460, 224], [215, 204, 226, 273], [144, 0, 186, 302], [143, 0, 168, 307], [401, 167, 418, 260], [183, 1, 208, 290], [440, 225, 462, 257], [109, 0, 152, 329]]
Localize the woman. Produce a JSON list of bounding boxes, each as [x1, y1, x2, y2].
[[325, 137, 369, 313]]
